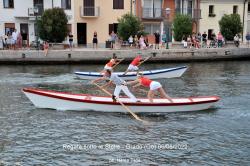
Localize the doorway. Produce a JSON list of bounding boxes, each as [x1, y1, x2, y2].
[[77, 23, 87, 45], [20, 23, 29, 47]]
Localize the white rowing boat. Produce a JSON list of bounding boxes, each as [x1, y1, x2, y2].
[[74, 66, 187, 80], [23, 88, 220, 113]]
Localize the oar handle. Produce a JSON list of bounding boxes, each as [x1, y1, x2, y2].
[[93, 83, 147, 123], [112, 58, 124, 69]]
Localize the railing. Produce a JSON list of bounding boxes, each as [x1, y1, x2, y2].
[[175, 8, 201, 20], [142, 8, 162, 19], [80, 6, 100, 17]]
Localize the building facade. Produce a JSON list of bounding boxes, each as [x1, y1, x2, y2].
[[0, 0, 74, 45], [135, 0, 201, 43], [199, 0, 248, 41], [74, 0, 133, 47]]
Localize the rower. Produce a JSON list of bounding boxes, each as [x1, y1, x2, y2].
[[101, 54, 123, 73], [127, 73, 173, 103], [123, 55, 149, 75], [92, 69, 139, 103]]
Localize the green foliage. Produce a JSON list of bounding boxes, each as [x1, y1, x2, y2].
[[219, 14, 243, 41], [38, 8, 68, 43], [117, 13, 145, 40], [172, 14, 192, 41]]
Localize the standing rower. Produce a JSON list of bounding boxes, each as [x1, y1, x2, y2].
[[92, 69, 139, 102], [127, 73, 173, 103]]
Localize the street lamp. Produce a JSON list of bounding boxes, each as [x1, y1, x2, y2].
[[34, 7, 39, 50], [165, 8, 171, 49]]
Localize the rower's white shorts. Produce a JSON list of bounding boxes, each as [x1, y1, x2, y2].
[[150, 81, 162, 91], [127, 64, 139, 71], [104, 65, 112, 70]]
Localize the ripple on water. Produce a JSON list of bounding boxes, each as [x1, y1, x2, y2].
[[0, 62, 250, 165]]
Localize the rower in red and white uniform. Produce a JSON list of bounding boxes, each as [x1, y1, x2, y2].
[[123, 55, 143, 75], [127, 73, 173, 103], [101, 54, 122, 73]]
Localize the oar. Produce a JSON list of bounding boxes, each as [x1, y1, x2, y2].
[[137, 55, 153, 67], [93, 83, 147, 123], [112, 58, 124, 70]]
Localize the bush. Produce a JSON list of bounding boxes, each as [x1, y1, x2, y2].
[[38, 8, 68, 43], [117, 13, 145, 40], [219, 14, 243, 41], [172, 14, 192, 41]]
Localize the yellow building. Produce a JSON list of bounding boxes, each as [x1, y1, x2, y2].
[[199, 0, 248, 41], [73, 0, 133, 47]]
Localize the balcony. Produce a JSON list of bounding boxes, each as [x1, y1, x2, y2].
[[142, 8, 163, 19], [175, 8, 201, 20], [80, 6, 100, 17]]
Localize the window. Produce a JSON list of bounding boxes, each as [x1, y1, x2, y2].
[[5, 23, 15, 35], [3, 0, 14, 8], [113, 0, 124, 9], [233, 5, 238, 14], [208, 5, 215, 17], [62, 0, 71, 10], [144, 23, 160, 34], [248, 3, 250, 13], [109, 23, 118, 34]]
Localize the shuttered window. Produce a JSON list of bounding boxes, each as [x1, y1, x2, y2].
[[113, 0, 124, 9]]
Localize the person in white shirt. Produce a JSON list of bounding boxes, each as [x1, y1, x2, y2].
[[128, 35, 133, 47], [92, 69, 139, 102], [12, 29, 18, 49]]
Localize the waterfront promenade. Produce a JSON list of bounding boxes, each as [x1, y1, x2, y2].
[[0, 47, 250, 64]]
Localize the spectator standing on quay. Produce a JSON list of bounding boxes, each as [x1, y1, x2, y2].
[[93, 31, 98, 49], [139, 35, 146, 50], [234, 34, 240, 47], [68, 32, 73, 50], [217, 32, 223, 48], [128, 35, 133, 48], [202, 31, 207, 47], [43, 41, 49, 56], [21, 29, 28, 48], [12, 29, 18, 50], [182, 35, 188, 48], [7, 31, 12, 49], [245, 32, 250, 47], [17, 32, 22, 49], [161, 31, 166, 49], [154, 30, 160, 49], [187, 35, 192, 48], [110, 31, 117, 49], [134, 35, 139, 48], [0, 36, 3, 50]]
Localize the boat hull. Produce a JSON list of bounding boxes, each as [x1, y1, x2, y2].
[[75, 66, 187, 80], [23, 88, 220, 113]]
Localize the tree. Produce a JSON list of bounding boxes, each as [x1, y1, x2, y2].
[[38, 8, 68, 43], [117, 13, 145, 40], [172, 14, 192, 41], [219, 14, 243, 41]]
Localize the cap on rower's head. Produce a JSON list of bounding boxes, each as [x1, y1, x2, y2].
[[105, 69, 112, 75], [137, 72, 143, 77], [112, 53, 117, 59]]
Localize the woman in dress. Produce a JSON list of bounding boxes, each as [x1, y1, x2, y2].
[[93, 31, 98, 49]]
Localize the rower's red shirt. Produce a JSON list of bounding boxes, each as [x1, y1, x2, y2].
[[106, 59, 116, 67], [131, 55, 141, 66], [139, 77, 152, 87]]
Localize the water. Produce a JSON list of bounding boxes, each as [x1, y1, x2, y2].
[[0, 61, 250, 165]]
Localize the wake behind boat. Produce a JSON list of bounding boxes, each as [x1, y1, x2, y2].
[[74, 66, 187, 80], [23, 88, 220, 113]]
